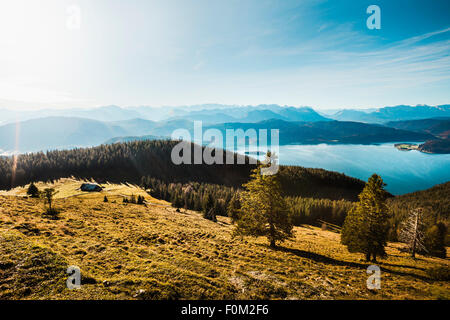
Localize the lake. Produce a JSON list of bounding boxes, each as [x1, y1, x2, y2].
[[232, 143, 450, 195]]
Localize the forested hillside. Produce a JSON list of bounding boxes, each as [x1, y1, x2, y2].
[[388, 182, 450, 223], [419, 139, 450, 154], [0, 140, 365, 201], [386, 118, 450, 138], [387, 182, 450, 244]]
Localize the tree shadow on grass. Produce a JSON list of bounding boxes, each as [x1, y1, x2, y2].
[[274, 246, 368, 269], [273, 246, 430, 281], [379, 262, 426, 271]]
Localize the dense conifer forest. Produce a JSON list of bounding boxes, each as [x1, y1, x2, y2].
[[387, 182, 450, 244]]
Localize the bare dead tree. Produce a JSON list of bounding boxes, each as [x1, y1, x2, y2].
[[399, 208, 427, 258]]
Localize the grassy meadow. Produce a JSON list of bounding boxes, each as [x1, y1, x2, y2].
[[0, 180, 448, 300]]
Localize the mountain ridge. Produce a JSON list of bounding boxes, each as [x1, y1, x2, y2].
[[330, 105, 450, 123], [0, 116, 436, 153], [3, 104, 449, 126]]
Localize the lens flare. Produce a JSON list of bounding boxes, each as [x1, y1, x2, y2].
[[10, 120, 20, 187]]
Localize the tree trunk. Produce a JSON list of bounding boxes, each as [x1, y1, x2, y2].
[[270, 239, 276, 248], [269, 220, 276, 248], [365, 252, 370, 262], [411, 212, 419, 258]]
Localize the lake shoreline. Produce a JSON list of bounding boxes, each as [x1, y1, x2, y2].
[[233, 142, 450, 195]]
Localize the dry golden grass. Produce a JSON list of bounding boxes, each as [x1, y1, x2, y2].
[[0, 180, 449, 300], [0, 178, 167, 205]]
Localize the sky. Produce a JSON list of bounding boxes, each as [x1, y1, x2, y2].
[[0, 0, 449, 110]]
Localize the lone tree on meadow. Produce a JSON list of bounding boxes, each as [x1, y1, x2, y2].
[[399, 208, 427, 258], [42, 188, 58, 211], [234, 152, 293, 248], [341, 174, 389, 262]]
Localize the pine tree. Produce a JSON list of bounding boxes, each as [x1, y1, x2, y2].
[[341, 174, 389, 262], [104, 195, 109, 202], [202, 193, 216, 221], [234, 152, 293, 248], [194, 196, 203, 211], [227, 193, 241, 223], [399, 208, 426, 258], [42, 188, 58, 212], [27, 183, 39, 198]]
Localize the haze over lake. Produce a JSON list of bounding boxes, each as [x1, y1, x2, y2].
[[233, 143, 450, 195]]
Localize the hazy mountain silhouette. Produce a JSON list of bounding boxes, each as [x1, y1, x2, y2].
[[330, 105, 450, 123]]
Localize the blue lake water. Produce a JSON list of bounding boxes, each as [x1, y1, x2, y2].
[[232, 143, 450, 195]]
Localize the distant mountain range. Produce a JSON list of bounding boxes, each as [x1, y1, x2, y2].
[[166, 106, 329, 123], [0, 104, 327, 125], [0, 116, 437, 154], [1, 104, 449, 154], [329, 105, 450, 123], [205, 119, 435, 145], [2, 104, 449, 126], [0, 117, 130, 152]]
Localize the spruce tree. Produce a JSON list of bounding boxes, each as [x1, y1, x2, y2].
[[341, 174, 389, 262], [183, 194, 189, 211], [202, 193, 216, 221], [234, 152, 293, 248], [27, 183, 39, 198], [41, 188, 59, 218], [227, 193, 241, 224]]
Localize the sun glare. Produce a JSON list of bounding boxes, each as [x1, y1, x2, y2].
[[0, 1, 81, 105]]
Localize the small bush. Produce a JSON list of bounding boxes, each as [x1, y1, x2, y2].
[[123, 195, 144, 205], [426, 266, 450, 281]]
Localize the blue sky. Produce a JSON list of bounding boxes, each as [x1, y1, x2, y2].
[[0, 0, 449, 110]]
